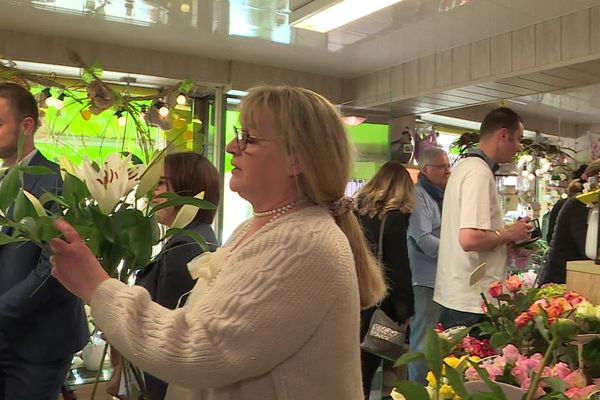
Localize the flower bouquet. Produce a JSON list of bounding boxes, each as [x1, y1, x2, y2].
[[0, 150, 215, 398]]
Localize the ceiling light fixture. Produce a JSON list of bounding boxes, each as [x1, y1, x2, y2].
[[290, 0, 404, 33], [342, 116, 366, 126]]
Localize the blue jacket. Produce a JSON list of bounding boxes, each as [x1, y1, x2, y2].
[[0, 151, 88, 363], [407, 183, 442, 288]]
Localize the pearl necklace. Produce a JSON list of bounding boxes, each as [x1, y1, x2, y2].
[[252, 199, 305, 220]]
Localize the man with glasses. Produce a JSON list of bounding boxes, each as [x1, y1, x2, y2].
[[434, 107, 532, 333], [407, 147, 450, 384]]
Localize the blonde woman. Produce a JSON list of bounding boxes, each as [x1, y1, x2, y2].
[[355, 160, 415, 398], [48, 85, 386, 399]]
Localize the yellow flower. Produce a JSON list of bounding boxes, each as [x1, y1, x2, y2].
[[440, 383, 455, 398], [426, 371, 437, 387], [444, 356, 461, 369]]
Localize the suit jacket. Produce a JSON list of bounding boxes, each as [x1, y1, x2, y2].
[[136, 222, 218, 309], [0, 151, 88, 363]]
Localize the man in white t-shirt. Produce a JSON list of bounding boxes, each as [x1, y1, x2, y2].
[[434, 107, 532, 330]]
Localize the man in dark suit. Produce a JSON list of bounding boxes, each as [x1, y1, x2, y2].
[[0, 83, 88, 399]]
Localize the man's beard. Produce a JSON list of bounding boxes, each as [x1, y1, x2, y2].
[[0, 143, 18, 159]]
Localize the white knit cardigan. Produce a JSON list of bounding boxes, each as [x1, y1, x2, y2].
[[91, 206, 363, 399]]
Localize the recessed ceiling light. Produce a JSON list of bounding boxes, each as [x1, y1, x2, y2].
[[290, 0, 404, 33]]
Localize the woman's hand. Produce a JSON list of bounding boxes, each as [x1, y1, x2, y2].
[[50, 219, 110, 304]]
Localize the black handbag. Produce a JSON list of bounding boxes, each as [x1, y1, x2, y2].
[[360, 213, 407, 361]]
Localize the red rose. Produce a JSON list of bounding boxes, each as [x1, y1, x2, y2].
[[488, 281, 503, 298]]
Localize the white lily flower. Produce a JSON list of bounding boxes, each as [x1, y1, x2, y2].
[[81, 153, 132, 215]]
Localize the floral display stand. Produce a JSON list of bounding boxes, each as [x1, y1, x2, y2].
[[392, 273, 600, 400]]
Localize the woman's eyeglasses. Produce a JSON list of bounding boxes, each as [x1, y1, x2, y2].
[[233, 126, 271, 150]]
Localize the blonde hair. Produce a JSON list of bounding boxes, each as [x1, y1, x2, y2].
[[240, 86, 386, 308], [355, 160, 415, 219]]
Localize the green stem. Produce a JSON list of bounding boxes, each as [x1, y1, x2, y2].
[[90, 342, 109, 400], [523, 337, 558, 400]]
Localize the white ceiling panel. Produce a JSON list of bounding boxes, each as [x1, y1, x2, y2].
[[2, 0, 600, 78]]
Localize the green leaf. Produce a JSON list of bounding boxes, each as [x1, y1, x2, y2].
[[128, 217, 154, 268], [14, 190, 38, 222], [22, 190, 47, 217], [0, 167, 21, 212], [490, 331, 511, 348], [17, 216, 38, 237], [393, 351, 426, 367], [165, 228, 209, 252], [178, 79, 194, 94], [38, 192, 69, 208], [543, 377, 567, 393], [0, 232, 28, 245], [36, 216, 60, 242], [475, 321, 496, 335], [424, 329, 443, 384], [151, 196, 216, 214], [393, 380, 430, 400], [15, 165, 55, 175], [82, 64, 103, 83], [89, 206, 116, 243], [62, 172, 88, 204], [534, 313, 551, 342], [444, 363, 468, 398]]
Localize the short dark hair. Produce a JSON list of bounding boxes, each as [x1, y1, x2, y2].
[[479, 107, 522, 139], [164, 152, 220, 225], [0, 83, 39, 129]]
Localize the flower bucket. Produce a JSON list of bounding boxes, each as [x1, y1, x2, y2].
[[82, 339, 106, 371], [464, 380, 525, 400]]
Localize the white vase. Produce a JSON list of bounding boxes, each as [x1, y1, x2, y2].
[[464, 380, 525, 400], [81, 341, 106, 371]]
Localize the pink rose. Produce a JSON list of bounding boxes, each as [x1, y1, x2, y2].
[[565, 370, 587, 389], [502, 344, 520, 364], [565, 385, 598, 400], [515, 311, 533, 328], [483, 364, 502, 380], [511, 366, 528, 385], [505, 275, 523, 292], [551, 362, 572, 379], [465, 367, 480, 381], [565, 291, 586, 307], [488, 281, 503, 298]]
